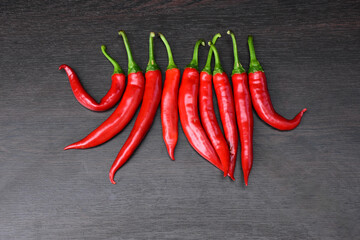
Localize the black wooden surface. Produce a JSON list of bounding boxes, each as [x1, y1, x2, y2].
[[1, 0, 359, 239]]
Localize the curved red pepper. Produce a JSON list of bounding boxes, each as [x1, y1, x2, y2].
[[178, 39, 223, 172], [200, 34, 230, 177], [64, 31, 144, 150], [209, 42, 238, 179], [159, 33, 180, 160], [109, 32, 162, 184], [228, 30, 253, 185], [248, 35, 307, 130], [59, 45, 125, 111]]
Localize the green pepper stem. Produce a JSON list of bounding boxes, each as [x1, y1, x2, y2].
[[186, 39, 205, 70], [208, 42, 224, 75], [202, 33, 221, 74], [227, 30, 245, 75], [101, 45, 124, 75], [118, 30, 141, 74], [158, 33, 177, 70], [148, 32, 155, 63], [146, 32, 160, 72], [248, 35, 263, 73]]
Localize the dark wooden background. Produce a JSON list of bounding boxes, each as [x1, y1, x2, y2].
[[1, 0, 359, 239]]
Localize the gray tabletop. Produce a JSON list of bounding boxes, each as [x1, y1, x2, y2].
[[1, 1, 359, 239]]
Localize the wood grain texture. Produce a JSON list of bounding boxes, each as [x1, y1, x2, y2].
[[1, 0, 359, 239]]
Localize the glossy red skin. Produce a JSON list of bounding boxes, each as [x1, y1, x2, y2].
[[249, 71, 307, 130], [233, 73, 253, 185], [213, 72, 238, 180], [178, 68, 223, 172], [59, 64, 125, 111], [199, 71, 230, 176], [109, 70, 162, 184], [161, 68, 181, 160], [64, 72, 145, 150]]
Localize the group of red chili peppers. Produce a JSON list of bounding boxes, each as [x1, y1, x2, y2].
[[60, 30, 306, 185]]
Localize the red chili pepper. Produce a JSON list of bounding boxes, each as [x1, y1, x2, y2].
[[59, 45, 125, 111], [248, 36, 307, 130], [159, 33, 180, 160], [109, 32, 162, 184], [209, 42, 239, 179], [228, 30, 253, 185], [64, 31, 145, 150], [178, 39, 223, 172], [199, 33, 230, 177]]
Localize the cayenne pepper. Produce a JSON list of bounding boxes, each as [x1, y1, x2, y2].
[[248, 35, 307, 130], [64, 31, 145, 150], [109, 32, 162, 184], [228, 30, 253, 185], [178, 39, 223, 172], [199, 33, 230, 177], [59, 45, 126, 111], [159, 33, 180, 160], [209, 42, 238, 179]]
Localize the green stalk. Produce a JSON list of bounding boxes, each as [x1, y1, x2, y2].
[[227, 30, 246, 75], [146, 32, 160, 72], [202, 33, 221, 75], [158, 33, 177, 70], [118, 30, 142, 74], [208, 42, 224, 75], [101, 45, 124, 75], [186, 39, 205, 70], [248, 35, 264, 73]]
